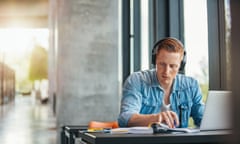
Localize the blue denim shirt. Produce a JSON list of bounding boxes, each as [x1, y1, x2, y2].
[[118, 69, 204, 128]]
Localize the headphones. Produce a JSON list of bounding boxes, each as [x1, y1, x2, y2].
[[152, 37, 186, 73]]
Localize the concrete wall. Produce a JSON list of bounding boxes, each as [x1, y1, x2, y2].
[[49, 0, 120, 143]]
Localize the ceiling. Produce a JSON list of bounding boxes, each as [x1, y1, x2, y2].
[[0, 0, 48, 28]]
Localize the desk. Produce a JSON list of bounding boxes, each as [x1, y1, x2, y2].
[[77, 130, 232, 144]]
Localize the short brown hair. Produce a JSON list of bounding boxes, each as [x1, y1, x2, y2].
[[153, 37, 184, 55]]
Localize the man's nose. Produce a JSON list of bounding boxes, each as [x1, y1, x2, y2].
[[163, 65, 170, 74]]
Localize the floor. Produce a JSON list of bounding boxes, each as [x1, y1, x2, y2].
[[0, 94, 57, 144]]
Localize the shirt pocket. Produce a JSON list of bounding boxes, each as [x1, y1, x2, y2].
[[140, 99, 160, 114]]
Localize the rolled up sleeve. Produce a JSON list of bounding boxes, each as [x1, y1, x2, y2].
[[118, 73, 143, 127]]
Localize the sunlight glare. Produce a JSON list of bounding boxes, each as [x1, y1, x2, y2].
[[0, 28, 49, 66], [0, 28, 49, 93]]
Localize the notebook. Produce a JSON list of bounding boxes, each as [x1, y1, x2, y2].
[[200, 90, 232, 131]]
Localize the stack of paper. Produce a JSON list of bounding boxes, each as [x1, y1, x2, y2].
[[110, 127, 153, 134]]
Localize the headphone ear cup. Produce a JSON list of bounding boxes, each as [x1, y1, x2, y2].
[[152, 52, 156, 65], [152, 40, 164, 65], [179, 51, 186, 72]]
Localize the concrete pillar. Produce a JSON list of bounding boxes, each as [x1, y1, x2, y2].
[[49, 0, 120, 143]]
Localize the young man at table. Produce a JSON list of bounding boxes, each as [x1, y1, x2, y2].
[[118, 37, 204, 128]]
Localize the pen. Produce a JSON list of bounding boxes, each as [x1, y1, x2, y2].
[[85, 128, 111, 133]]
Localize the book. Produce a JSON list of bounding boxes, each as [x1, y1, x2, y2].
[[166, 127, 200, 133], [155, 123, 200, 133], [110, 123, 200, 134], [110, 127, 153, 134]]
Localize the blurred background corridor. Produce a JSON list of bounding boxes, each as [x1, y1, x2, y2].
[[0, 0, 55, 143]]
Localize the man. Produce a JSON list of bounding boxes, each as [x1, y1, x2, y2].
[[118, 37, 204, 128]]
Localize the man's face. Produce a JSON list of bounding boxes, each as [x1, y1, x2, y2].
[[155, 49, 182, 86]]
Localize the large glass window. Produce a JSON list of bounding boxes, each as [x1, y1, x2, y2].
[[140, 0, 149, 70], [184, 0, 209, 102], [0, 28, 49, 99]]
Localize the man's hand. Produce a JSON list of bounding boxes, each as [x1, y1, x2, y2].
[[156, 111, 179, 128], [127, 111, 179, 127]]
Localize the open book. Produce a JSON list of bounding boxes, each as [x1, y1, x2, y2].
[[110, 127, 153, 134], [152, 123, 200, 133], [110, 123, 200, 134], [163, 127, 200, 133]]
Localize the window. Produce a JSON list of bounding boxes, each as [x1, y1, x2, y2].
[[184, 0, 209, 102], [140, 0, 150, 70]]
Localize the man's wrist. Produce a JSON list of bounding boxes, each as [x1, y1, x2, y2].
[[153, 113, 162, 123]]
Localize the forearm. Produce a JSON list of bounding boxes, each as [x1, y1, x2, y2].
[[127, 111, 179, 128], [127, 113, 160, 127]]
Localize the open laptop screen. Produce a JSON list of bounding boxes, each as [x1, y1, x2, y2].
[[200, 90, 232, 131]]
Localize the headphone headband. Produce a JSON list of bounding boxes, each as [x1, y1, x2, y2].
[[152, 37, 186, 73]]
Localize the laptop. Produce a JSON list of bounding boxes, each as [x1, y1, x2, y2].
[[152, 90, 232, 133], [200, 90, 232, 131]]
